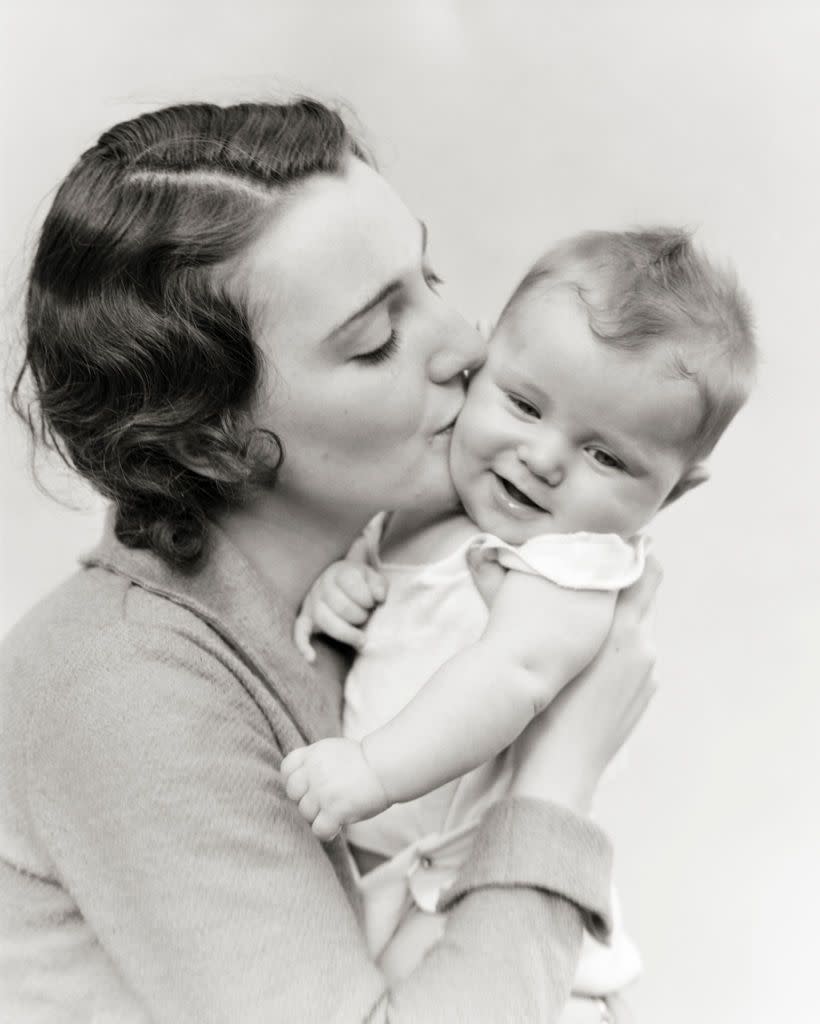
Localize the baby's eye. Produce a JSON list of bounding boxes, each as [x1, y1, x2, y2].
[[507, 394, 540, 419], [587, 446, 625, 471]]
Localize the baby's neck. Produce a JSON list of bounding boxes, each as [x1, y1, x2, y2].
[[381, 507, 475, 564]]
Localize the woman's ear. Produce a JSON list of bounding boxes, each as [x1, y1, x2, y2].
[[169, 426, 282, 484], [662, 464, 709, 507], [169, 434, 245, 483]]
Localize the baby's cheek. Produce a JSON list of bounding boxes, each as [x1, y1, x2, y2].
[[448, 433, 470, 486], [462, 410, 498, 457], [574, 478, 630, 533], [597, 485, 650, 534]]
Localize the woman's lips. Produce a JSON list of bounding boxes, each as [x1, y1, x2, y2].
[[431, 409, 460, 441], [430, 422, 455, 448], [491, 472, 550, 516], [442, 406, 463, 431]]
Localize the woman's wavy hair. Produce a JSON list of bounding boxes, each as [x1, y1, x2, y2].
[[12, 100, 367, 566]]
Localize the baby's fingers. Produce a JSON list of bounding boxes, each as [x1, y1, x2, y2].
[[336, 564, 387, 609], [283, 765, 309, 803], [323, 587, 372, 626], [298, 791, 320, 824], [281, 746, 307, 779], [362, 566, 387, 603], [281, 747, 305, 771], [313, 604, 366, 652], [312, 811, 342, 842], [293, 614, 317, 663]]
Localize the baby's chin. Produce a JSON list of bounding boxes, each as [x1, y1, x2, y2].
[[465, 493, 635, 542], [465, 502, 565, 544]]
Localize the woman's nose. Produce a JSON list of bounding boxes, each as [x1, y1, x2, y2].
[[517, 441, 565, 487], [427, 315, 486, 385]]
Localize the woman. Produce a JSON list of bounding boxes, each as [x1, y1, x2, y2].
[[0, 99, 657, 1022]]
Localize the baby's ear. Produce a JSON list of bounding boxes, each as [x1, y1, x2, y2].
[[662, 464, 709, 507]]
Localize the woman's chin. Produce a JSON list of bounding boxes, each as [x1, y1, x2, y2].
[[408, 473, 461, 517]]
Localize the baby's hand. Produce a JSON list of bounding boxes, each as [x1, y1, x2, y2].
[[293, 560, 387, 663], [280, 738, 391, 841]]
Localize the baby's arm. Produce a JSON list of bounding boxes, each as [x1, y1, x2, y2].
[[282, 572, 616, 839], [364, 573, 615, 799]]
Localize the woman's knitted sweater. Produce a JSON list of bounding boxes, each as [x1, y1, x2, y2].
[[0, 514, 612, 1023]]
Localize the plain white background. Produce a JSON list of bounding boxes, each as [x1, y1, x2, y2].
[[2, 2, 818, 1020]]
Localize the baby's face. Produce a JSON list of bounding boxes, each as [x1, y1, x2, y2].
[[449, 285, 701, 543]]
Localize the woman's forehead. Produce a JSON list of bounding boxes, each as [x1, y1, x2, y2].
[[235, 159, 422, 346]]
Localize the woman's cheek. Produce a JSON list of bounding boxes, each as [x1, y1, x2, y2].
[[344, 373, 420, 446]]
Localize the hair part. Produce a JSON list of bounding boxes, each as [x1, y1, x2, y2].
[[502, 228, 757, 461], [13, 99, 367, 566]]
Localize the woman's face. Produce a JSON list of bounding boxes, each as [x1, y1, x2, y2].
[[234, 157, 484, 526]]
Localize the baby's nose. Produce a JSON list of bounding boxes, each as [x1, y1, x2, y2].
[[517, 443, 565, 486]]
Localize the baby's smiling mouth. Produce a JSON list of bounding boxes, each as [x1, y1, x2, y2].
[[494, 473, 550, 513]]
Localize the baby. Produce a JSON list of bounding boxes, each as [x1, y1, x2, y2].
[[282, 228, 755, 990]]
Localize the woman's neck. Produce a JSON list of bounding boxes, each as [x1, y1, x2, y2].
[[216, 492, 364, 615]]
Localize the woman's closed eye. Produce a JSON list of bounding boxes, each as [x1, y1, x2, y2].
[[353, 329, 400, 366], [351, 270, 440, 367], [586, 446, 626, 471]]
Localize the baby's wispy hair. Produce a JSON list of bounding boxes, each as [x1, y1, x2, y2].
[[501, 229, 757, 460]]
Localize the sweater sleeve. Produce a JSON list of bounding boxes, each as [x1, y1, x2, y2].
[[27, 621, 611, 1024]]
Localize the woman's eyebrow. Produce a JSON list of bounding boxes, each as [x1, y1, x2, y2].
[[324, 220, 428, 341], [330, 280, 403, 338]]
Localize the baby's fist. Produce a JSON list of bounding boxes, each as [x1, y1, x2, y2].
[[280, 738, 390, 841], [293, 560, 387, 663]]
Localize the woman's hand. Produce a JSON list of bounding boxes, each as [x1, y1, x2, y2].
[[509, 555, 662, 814]]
